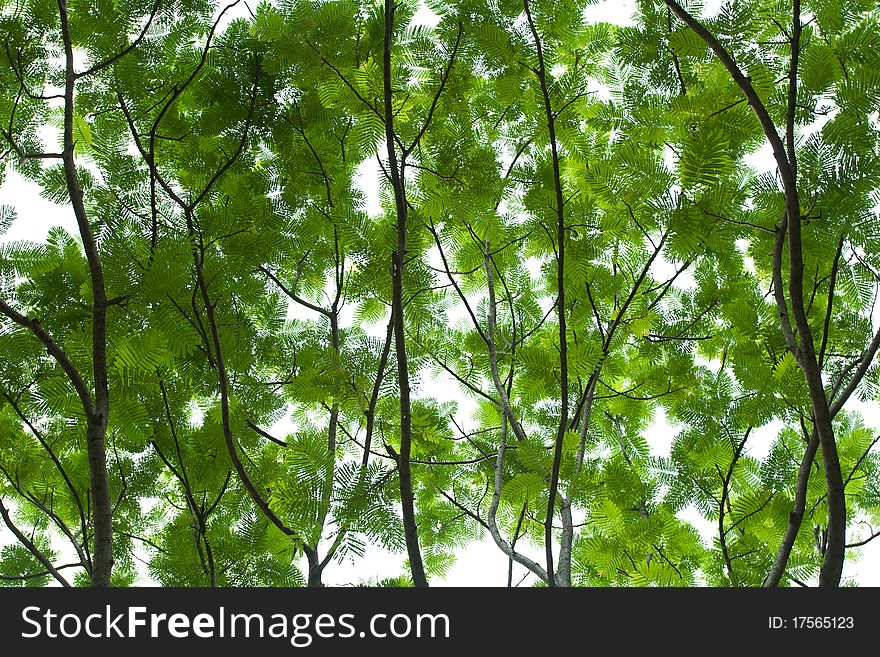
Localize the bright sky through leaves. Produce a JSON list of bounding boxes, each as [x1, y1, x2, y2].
[[2, 0, 880, 588]]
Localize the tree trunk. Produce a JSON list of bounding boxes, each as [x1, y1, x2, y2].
[[305, 546, 324, 588], [523, 0, 569, 586], [382, 0, 428, 587], [59, 0, 113, 587], [663, 0, 847, 589]]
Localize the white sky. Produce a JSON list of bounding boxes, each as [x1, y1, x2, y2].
[[1, 0, 878, 587]]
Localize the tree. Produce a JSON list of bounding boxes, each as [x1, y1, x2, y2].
[[1, 0, 879, 588], [0, 0, 170, 587], [656, 0, 880, 587]]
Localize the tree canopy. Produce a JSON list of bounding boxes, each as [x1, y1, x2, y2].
[[1, 0, 880, 588]]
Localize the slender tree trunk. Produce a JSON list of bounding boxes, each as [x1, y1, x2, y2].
[[663, 0, 846, 589], [765, 429, 819, 586], [58, 0, 113, 587], [204, 534, 217, 587], [483, 250, 549, 583], [557, 497, 573, 587], [523, 0, 569, 586], [364, 314, 394, 467], [382, 0, 427, 587], [85, 420, 112, 586], [304, 545, 324, 588], [310, 312, 340, 588], [488, 418, 549, 582], [777, 0, 844, 587]]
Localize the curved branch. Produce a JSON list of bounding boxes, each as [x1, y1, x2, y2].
[[75, 0, 163, 79], [0, 497, 72, 587]]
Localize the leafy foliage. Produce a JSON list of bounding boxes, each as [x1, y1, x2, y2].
[[0, 0, 879, 588]]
